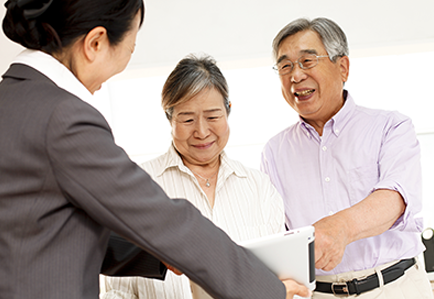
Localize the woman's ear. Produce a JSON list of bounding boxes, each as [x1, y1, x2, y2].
[[82, 26, 109, 62]]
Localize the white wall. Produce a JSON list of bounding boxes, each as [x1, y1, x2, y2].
[[91, 50, 434, 230], [1, 0, 434, 228], [2, 0, 434, 75]]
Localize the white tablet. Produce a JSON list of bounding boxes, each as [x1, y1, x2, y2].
[[191, 226, 316, 299], [240, 225, 315, 290]]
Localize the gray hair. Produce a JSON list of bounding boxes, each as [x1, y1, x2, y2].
[[162, 54, 230, 121], [272, 17, 349, 63]]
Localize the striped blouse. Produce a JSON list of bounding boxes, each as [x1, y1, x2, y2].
[[100, 144, 285, 299]]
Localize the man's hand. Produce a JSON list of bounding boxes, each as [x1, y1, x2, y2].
[[282, 279, 312, 298], [313, 214, 350, 271], [313, 189, 406, 272]]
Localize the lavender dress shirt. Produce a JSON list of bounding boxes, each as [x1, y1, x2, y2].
[[261, 91, 425, 276]]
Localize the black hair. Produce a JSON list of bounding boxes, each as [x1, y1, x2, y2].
[[3, 0, 144, 54]]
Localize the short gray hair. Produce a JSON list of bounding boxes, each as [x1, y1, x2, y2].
[[162, 54, 230, 121], [272, 17, 349, 63]]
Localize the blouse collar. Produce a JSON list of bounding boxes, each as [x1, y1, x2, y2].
[[12, 49, 94, 103]]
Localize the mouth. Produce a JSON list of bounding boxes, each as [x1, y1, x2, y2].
[[193, 142, 214, 149], [294, 89, 315, 97]]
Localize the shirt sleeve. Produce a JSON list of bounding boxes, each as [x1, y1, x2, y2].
[[372, 113, 423, 233], [260, 172, 286, 234], [261, 143, 283, 196]]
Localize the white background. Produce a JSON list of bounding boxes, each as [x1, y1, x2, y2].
[[1, 0, 434, 266]]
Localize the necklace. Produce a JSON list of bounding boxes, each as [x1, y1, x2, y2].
[[190, 168, 219, 187]]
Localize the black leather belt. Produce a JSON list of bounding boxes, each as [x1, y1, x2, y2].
[[315, 258, 416, 296]]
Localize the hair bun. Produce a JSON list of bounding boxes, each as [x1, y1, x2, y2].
[[15, 0, 54, 20], [3, 0, 144, 54], [2, 0, 52, 50]]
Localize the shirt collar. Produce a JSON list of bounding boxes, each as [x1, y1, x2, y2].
[[12, 49, 94, 104], [154, 144, 247, 179], [219, 151, 248, 178], [330, 90, 356, 137], [299, 90, 356, 139], [153, 144, 187, 177]]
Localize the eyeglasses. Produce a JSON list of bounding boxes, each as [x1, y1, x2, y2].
[[273, 54, 329, 76]]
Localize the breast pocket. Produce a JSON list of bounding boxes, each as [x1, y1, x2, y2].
[[347, 165, 379, 205]]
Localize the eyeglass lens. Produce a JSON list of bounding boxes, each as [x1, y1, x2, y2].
[[277, 54, 319, 75]]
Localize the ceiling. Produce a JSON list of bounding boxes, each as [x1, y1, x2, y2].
[[1, 0, 434, 78]]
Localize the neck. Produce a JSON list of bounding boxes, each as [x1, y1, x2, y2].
[[183, 156, 220, 189], [52, 46, 75, 73], [183, 156, 220, 177], [52, 43, 95, 94], [303, 95, 345, 136]]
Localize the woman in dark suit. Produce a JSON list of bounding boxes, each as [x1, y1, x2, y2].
[[0, 1, 310, 298]]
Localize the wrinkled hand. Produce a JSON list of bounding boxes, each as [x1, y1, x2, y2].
[[282, 279, 312, 299], [162, 261, 183, 276], [313, 215, 350, 271]]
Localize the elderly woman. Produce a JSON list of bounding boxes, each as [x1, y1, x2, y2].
[[101, 55, 291, 299], [0, 1, 310, 298]]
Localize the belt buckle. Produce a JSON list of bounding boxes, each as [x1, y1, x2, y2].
[[332, 282, 350, 297]]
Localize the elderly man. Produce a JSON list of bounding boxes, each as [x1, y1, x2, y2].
[[261, 17, 432, 298]]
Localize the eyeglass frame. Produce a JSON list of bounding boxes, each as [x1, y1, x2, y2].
[[273, 54, 329, 76]]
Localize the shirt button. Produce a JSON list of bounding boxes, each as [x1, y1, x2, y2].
[[322, 146, 327, 151], [325, 177, 330, 182], [329, 211, 334, 216]]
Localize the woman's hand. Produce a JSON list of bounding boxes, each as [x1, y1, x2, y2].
[[282, 279, 312, 299], [162, 261, 183, 276]]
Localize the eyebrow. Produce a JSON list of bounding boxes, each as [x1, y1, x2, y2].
[[175, 112, 194, 117], [276, 54, 288, 65], [204, 108, 223, 114], [175, 112, 195, 117], [175, 108, 223, 116], [276, 49, 319, 64]]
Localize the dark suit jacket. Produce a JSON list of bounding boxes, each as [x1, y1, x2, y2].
[[0, 64, 285, 299]]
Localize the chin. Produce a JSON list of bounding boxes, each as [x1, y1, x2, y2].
[[195, 154, 218, 164]]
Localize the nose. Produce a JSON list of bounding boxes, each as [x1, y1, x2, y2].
[[194, 118, 210, 139], [290, 63, 307, 84]]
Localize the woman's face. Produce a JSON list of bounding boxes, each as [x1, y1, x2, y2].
[[89, 12, 141, 93], [171, 88, 230, 166]]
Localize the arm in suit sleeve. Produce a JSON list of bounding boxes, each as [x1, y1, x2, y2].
[[101, 232, 167, 280], [46, 98, 286, 299]]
